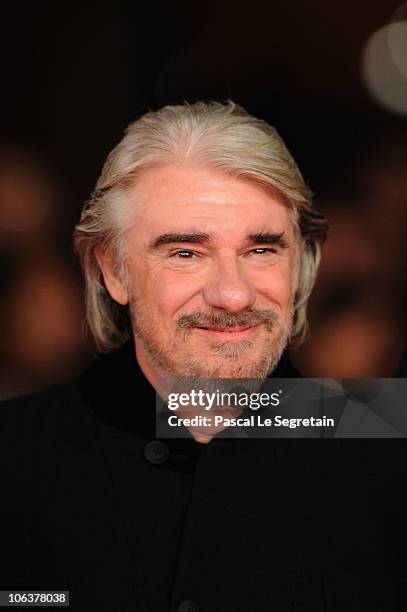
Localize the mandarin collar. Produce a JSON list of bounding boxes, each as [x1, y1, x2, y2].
[[78, 340, 301, 440]]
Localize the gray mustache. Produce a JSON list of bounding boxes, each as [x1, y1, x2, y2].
[[176, 308, 279, 332]]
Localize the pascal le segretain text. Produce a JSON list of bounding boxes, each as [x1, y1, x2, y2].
[[167, 414, 335, 429]]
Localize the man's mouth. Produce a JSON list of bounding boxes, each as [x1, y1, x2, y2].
[[193, 324, 261, 339]]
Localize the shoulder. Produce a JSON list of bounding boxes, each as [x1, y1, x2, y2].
[[0, 381, 87, 438], [0, 380, 77, 417], [0, 381, 98, 478]]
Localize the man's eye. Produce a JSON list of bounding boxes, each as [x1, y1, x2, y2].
[[172, 250, 196, 258], [250, 248, 277, 255]]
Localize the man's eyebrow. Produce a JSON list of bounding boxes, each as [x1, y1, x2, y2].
[[247, 232, 289, 248], [149, 232, 212, 249], [149, 231, 289, 249]]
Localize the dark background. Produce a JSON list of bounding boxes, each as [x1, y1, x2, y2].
[[1, 0, 407, 398]]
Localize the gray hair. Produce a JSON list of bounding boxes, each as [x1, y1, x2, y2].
[[73, 101, 328, 352]]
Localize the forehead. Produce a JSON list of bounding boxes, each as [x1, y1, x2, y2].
[[126, 163, 294, 239]]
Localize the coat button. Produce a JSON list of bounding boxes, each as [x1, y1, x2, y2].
[[177, 601, 200, 612], [144, 440, 169, 464]]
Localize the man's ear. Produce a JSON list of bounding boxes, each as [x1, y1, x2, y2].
[[95, 247, 129, 305]]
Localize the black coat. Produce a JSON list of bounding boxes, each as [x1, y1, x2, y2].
[[0, 343, 405, 611]]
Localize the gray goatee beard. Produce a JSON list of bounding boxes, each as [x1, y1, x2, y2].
[[130, 296, 293, 379]]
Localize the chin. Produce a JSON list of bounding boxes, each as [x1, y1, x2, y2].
[[177, 355, 276, 379]]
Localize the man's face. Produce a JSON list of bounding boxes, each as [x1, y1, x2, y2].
[[105, 163, 300, 378]]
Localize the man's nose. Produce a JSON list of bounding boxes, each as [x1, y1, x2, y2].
[[202, 253, 256, 313]]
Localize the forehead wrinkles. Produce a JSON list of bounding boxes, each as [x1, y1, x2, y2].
[[133, 199, 294, 240]]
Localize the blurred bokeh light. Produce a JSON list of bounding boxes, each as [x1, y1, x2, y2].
[[362, 23, 407, 116], [0, 149, 92, 399]]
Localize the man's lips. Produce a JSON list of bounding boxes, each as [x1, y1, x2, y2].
[[193, 323, 262, 339], [196, 325, 255, 332]]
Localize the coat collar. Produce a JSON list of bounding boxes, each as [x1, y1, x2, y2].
[[78, 340, 301, 440]]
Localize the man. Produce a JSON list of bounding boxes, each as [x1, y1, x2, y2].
[[0, 102, 404, 610]]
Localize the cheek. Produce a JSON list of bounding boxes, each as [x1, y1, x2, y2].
[[143, 269, 202, 321], [255, 267, 296, 311]]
